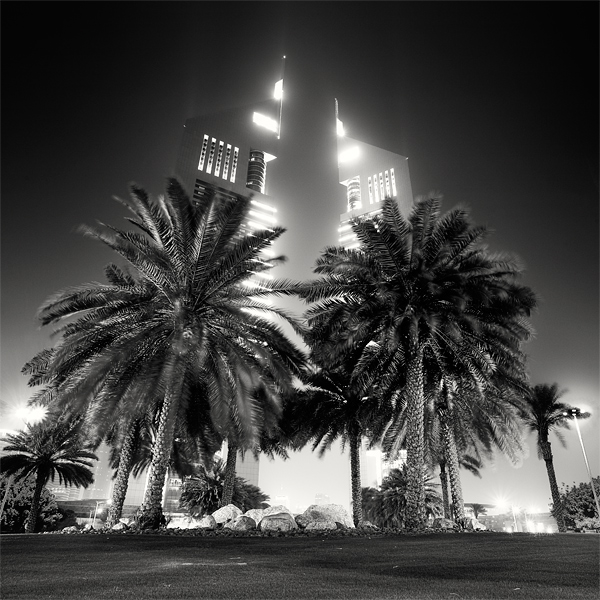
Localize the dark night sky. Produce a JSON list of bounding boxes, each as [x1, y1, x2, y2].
[[2, 1, 598, 513]]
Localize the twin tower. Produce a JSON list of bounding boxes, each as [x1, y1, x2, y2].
[[174, 75, 413, 252]]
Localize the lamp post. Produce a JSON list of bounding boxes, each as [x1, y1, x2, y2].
[[563, 408, 600, 518]]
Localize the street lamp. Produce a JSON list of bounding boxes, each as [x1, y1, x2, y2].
[[91, 499, 111, 528], [562, 408, 600, 518]]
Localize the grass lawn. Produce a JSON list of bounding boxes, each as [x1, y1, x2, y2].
[[1, 532, 598, 599]]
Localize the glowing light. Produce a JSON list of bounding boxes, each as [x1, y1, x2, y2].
[[251, 199, 277, 212], [336, 118, 345, 137], [253, 112, 278, 133], [254, 272, 274, 280], [338, 146, 359, 163], [339, 232, 357, 242], [12, 404, 47, 426], [274, 79, 283, 100], [249, 210, 276, 224]]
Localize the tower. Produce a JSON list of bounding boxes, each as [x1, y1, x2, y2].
[[335, 100, 413, 248], [172, 73, 286, 493]]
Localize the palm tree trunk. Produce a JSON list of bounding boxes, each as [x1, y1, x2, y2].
[[139, 359, 181, 529], [349, 429, 363, 527], [441, 414, 465, 522], [220, 440, 238, 507], [439, 461, 450, 519], [25, 472, 46, 534], [106, 420, 139, 528], [404, 349, 426, 530], [540, 440, 566, 532]]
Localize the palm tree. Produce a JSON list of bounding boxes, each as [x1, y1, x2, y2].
[[25, 179, 306, 528], [0, 414, 97, 533], [105, 413, 211, 527], [284, 342, 385, 527], [180, 458, 269, 516], [362, 467, 442, 529], [520, 383, 588, 532], [301, 195, 536, 529]]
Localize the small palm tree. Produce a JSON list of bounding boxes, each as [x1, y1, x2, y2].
[[521, 383, 588, 532], [179, 459, 269, 516], [285, 344, 385, 527], [362, 467, 442, 529], [0, 414, 97, 533]]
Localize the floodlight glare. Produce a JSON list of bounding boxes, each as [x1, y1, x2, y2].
[[338, 146, 359, 163], [336, 118, 345, 137], [253, 112, 278, 133], [274, 79, 283, 100]]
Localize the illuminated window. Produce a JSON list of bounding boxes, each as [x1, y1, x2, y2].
[[230, 147, 239, 183], [379, 173, 385, 200], [198, 135, 209, 171], [390, 168, 397, 197], [222, 144, 232, 180], [367, 176, 374, 204], [385, 170, 391, 198], [346, 176, 361, 211], [253, 112, 278, 133], [214, 141, 224, 177], [373, 174, 380, 202], [206, 138, 217, 174], [246, 149, 266, 193]]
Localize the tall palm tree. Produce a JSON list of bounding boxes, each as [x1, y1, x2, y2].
[[105, 413, 211, 527], [520, 383, 588, 532], [0, 414, 97, 533], [25, 179, 306, 528], [301, 195, 536, 529]]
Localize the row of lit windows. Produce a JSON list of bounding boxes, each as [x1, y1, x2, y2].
[[198, 134, 239, 183], [367, 168, 397, 204]]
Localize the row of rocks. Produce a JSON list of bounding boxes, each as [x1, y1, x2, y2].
[[164, 503, 355, 533]]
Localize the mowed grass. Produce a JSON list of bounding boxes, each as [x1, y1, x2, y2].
[[2, 532, 598, 599]]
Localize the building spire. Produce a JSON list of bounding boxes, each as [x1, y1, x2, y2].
[[275, 55, 286, 139]]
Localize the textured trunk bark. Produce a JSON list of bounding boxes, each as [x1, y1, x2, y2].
[[541, 439, 566, 532], [349, 429, 363, 527], [404, 349, 426, 530], [439, 461, 450, 519], [25, 472, 46, 533], [106, 420, 139, 528], [442, 413, 465, 521], [220, 440, 238, 507], [139, 359, 181, 529]]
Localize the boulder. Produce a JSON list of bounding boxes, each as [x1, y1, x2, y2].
[[244, 508, 265, 525], [263, 505, 293, 517], [301, 504, 355, 529], [197, 515, 217, 529], [165, 515, 216, 530], [225, 515, 257, 531], [110, 522, 129, 531], [259, 512, 298, 532], [305, 519, 338, 531], [211, 504, 242, 525], [463, 518, 487, 531], [431, 517, 458, 530], [295, 514, 311, 529], [62, 526, 79, 533]]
